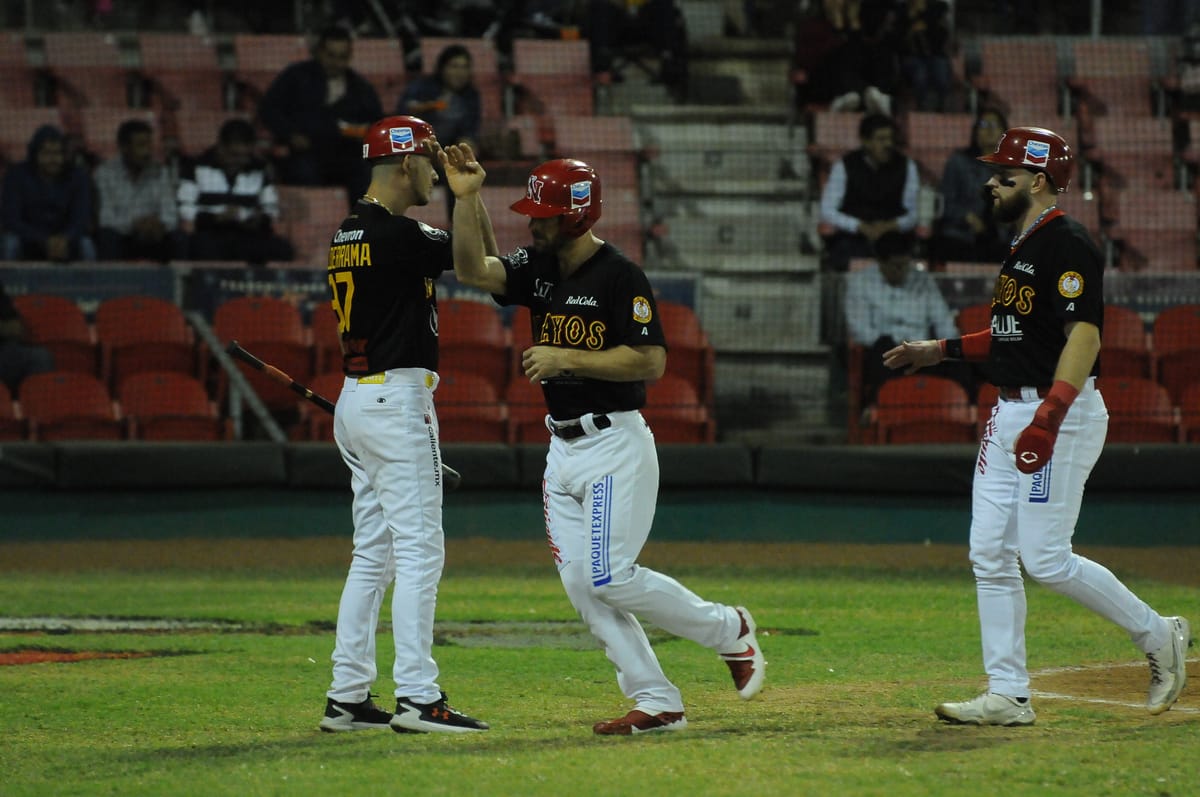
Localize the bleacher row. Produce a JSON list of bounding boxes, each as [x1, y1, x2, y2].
[[808, 37, 1200, 272], [0, 294, 717, 445], [848, 302, 1200, 445]]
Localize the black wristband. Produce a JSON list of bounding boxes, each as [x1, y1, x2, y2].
[[944, 338, 964, 360]]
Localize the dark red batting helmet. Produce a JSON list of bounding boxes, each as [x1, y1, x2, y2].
[[978, 126, 1073, 193], [510, 158, 602, 238], [362, 115, 437, 160]]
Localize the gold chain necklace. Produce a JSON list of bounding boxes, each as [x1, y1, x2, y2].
[[360, 194, 393, 214]]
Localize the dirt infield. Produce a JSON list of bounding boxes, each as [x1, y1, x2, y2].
[[2, 538, 1198, 588]]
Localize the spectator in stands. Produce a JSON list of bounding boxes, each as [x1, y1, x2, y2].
[[257, 26, 383, 202], [397, 44, 482, 155], [898, 0, 952, 112], [819, 113, 918, 272], [177, 119, 294, 265], [820, 1, 902, 114], [0, 280, 54, 394], [931, 107, 1010, 265], [0, 125, 96, 263], [844, 230, 967, 403], [94, 119, 187, 263]]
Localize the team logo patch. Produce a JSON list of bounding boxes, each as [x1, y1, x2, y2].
[[1023, 139, 1050, 167], [417, 221, 449, 241], [362, 143, 369, 158], [570, 180, 592, 209], [389, 127, 415, 153], [1058, 271, 1084, 298], [632, 296, 652, 324]]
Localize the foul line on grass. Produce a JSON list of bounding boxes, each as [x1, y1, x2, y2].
[[1030, 657, 1200, 714]]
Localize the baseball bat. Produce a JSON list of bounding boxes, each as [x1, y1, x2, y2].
[[224, 340, 462, 491]]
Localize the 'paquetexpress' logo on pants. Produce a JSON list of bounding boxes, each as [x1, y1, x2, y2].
[[590, 476, 612, 586], [1028, 461, 1052, 503]]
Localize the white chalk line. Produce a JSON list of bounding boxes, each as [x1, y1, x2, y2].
[[1029, 657, 1200, 714]]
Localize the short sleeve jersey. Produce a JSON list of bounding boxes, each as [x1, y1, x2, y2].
[[326, 200, 453, 375], [494, 243, 668, 420], [987, 213, 1103, 386]]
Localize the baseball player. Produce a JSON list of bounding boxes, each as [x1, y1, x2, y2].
[[440, 148, 766, 735], [884, 127, 1191, 725], [318, 115, 488, 734]]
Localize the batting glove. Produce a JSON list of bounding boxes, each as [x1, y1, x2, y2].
[[1014, 380, 1080, 474]]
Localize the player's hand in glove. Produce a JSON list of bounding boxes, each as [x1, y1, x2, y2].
[[1014, 380, 1080, 474]]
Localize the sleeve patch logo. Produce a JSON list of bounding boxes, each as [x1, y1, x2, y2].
[[417, 221, 449, 241], [632, 296, 652, 323], [1057, 271, 1084, 298]]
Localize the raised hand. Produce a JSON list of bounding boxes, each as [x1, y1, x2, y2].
[[440, 143, 486, 197]]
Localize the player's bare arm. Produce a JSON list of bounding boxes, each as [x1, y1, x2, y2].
[[1052, 320, 1101, 389], [522, 344, 666, 384], [442, 143, 509, 294]]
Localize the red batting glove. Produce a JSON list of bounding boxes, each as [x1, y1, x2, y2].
[[1014, 380, 1080, 474]]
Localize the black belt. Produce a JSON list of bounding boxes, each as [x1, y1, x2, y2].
[[997, 386, 1050, 400], [551, 413, 612, 440]]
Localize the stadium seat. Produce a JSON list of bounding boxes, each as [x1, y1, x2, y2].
[[1068, 39, 1159, 117], [1180, 384, 1200, 443], [1110, 190, 1197, 272], [1055, 191, 1104, 249], [301, 370, 346, 442], [0, 34, 40, 110], [20, 370, 123, 441], [510, 39, 593, 118], [956, 302, 992, 335], [169, 110, 253, 158], [435, 370, 507, 442], [973, 39, 1062, 120], [1151, 304, 1200, 403], [231, 34, 310, 105], [119, 371, 229, 441], [0, 382, 25, 440], [904, 111, 974, 182], [1096, 377, 1178, 443], [874, 374, 975, 444], [351, 36, 406, 107], [138, 33, 225, 113], [808, 111, 863, 186], [275, 185, 348, 268], [95, 295, 198, 391], [212, 296, 312, 412], [309, 300, 343, 374], [11, 294, 97, 376], [504, 375, 548, 443], [643, 375, 715, 443], [438, 299, 510, 395], [657, 300, 715, 409], [1085, 117, 1177, 190], [1100, 305, 1151, 379], [42, 32, 137, 108], [80, 107, 157, 161]]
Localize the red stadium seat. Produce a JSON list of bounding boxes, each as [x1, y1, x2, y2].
[[435, 370, 507, 442], [275, 185, 348, 268], [212, 296, 312, 412], [973, 39, 1062, 120], [310, 300, 343, 374], [11, 294, 97, 376], [1110, 191, 1196, 272], [657, 301, 714, 409], [302, 370, 347, 442], [79, 107, 158, 161], [0, 382, 25, 440], [95, 295, 198, 390], [1096, 377, 1178, 443], [905, 111, 974, 182], [1100, 305, 1151, 379], [808, 110, 863, 186], [1086, 118, 1176, 190], [1180, 384, 1200, 443], [138, 33, 224, 113], [643, 375, 715, 443], [20, 371, 123, 441], [351, 37, 406, 106], [1069, 40, 1158, 117], [438, 299, 510, 395], [231, 34, 310, 104], [874, 375, 975, 444], [504, 375, 548, 444], [510, 39, 592, 120], [42, 32, 136, 108], [119, 371, 229, 441], [1151, 304, 1200, 403], [956, 302, 992, 335]]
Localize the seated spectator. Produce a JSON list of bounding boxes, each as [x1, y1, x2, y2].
[[844, 230, 969, 404], [177, 119, 294, 265], [820, 113, 918, 272], [398, 44, 482, 155], [898, 0, 952, 112], [257, 26, 382, 202], [94, 119, 187, 263], [0, 125, 96, 263], [0, 280, 54, 394], [931, 107, 1010, 265], [819, 1, 902, 114]]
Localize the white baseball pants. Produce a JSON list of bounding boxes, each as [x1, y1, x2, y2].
[[542, 411, 744, 714], [970, 378, 1172, 698], [328, 369, 447, 705]]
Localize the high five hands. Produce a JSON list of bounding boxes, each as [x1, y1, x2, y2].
[[440, 143, 486, 197]]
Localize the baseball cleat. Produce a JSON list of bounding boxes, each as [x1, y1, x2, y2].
[[719, 606, 766, 700], [318, 695, 393, 732], [1146, 616, 1191, 715], [935, 692, 1036, 726], [592, 709, 687, 735], [390, 692, 490, 733]]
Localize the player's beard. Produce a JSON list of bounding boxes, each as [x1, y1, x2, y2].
[[993, 189, 1031, 225]]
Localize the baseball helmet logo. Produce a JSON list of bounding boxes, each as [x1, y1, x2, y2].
[[526, 176, 544, 203], [570, 180, 592, 209], [390, 127, 415, 153], [1022, 140, 1050, 167]]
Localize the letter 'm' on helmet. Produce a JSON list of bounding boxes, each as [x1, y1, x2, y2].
[[362, 115, 437, 160], [510, 158, 602, 238], [977, 126, 1073, 193]]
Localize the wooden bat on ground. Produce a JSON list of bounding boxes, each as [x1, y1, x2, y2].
[[225, 340, 462, 491]]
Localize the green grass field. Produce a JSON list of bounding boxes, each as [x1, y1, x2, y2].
[[0, 540, 1196, 797]]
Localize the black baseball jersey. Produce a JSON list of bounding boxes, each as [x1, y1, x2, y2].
[[987, 212, 1103, 386], [494, 243, 668, 420], [326, 200, 453, 375]]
